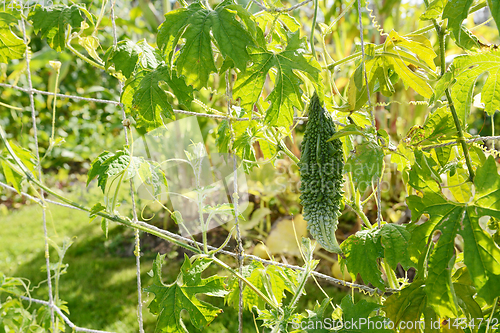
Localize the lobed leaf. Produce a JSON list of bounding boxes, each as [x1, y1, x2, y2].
[[225, 261, 297, 311], [157, 0, 256, 88], [29, 4, 85, 52], [104, 39, 161, 78], [407, 155, 500, 317], [340, 229, 385, 289], [233, 31, 321, 128], [345, 142, 384, 193], [0, 12, 26, 62], [121, 65, 194, 131], [145, 254, 226, 332], [448, 51, 500, 126]]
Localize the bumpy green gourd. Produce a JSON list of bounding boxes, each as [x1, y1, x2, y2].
[[299, 92, 344, 254]]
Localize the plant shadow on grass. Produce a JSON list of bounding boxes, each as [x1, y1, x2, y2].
[[6, 222, 160, 332], [1, 200, 348, 332]]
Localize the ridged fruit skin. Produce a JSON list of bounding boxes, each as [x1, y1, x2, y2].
[[299, 92, 344, 254]]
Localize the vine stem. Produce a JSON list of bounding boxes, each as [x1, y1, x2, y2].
[[288, 258, 314, 310], [310, 0, 318, 59], [348, 201, 372, 229], [486, 297, 499, 333], [50, 63, 60, 142], [210, 256, 279, 311], [357, 0, 383, 228], [279, 139, 300, 164], [382, 259, 398, 289], [424, 0, 475, 182], [0, 101, 23, 110]]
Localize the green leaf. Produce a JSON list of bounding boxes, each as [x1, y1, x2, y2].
[[87, 151, 130, 193], [298, 298, 331, 332], [344, 33, 435, 111], [384, 280, 429, 333], [452, 266, 483, 321], [0, 12, 26, 62], [215, 120, 231, 154], [447, 167, 472, 203], [449, 50, 500, 125], [145, 254, 226, 333], [157, 0, 256, 88], [341, 294, 380, 322], [233, 31, 321, 128], [386, 31, 437, 71], [104, 39, 161, 78], [29, 4, 85, 52], [408, 150, 441, 193], [456, 25, 482, 51], [463, 158, 500, 302], [443, 0, 479, 50], [0, 160, 23, 194], [339, 295, 391, 332], [378, 224, 413, 270], [340, 229, 385, 289], [89, 202, 105, 218], [407, 107, 457, 146], [225, 261, 297, 311], [421, 0, 447, 20], [383, 31, 435, 98], [121, 65, 194, 131], [1, 140, 37, 178], [101, 217, 108, 238], [258, 138, 277, 160], [136, 160, 168, 198], [443, 0, 473, 36], [327, 124, 366, 141], [489, 0, 500, 36], [345, 142, 384, 193], [233, 130, 256, 170], [87, 151, 113, 187], [340, 224, 414, 291], [407, 156, 500, 315]]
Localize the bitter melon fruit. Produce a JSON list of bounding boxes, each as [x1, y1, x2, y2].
[[299, 92, 344, 254]]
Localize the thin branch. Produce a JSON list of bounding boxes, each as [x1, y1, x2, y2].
[[0, 83, 346, 126], [249, 0, 312, 12], [20, 296, 115, 333], [420, 136, 500, 150]]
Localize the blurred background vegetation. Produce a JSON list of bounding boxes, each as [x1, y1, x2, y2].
[[1, 0, 499, 331]]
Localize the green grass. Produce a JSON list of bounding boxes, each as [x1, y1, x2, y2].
[[0, 185, 348, 332], [0, 199, 160, 331]]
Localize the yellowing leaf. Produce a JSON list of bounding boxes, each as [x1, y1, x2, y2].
[[78, 35, 102, 64], [266, 215, 307, 256], [449, 50, 500, 125], [0, 12, 26, 62]]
